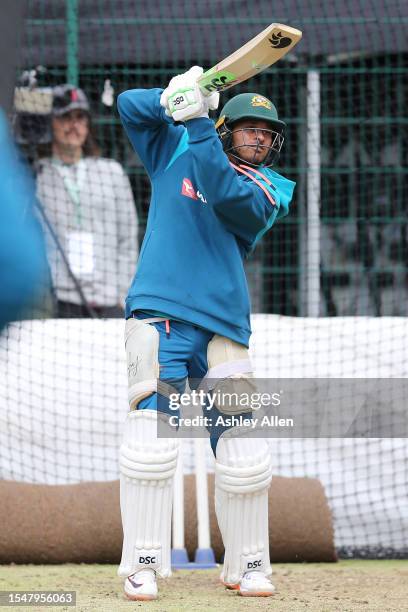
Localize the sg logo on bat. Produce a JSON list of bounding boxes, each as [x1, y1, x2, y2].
[[268, 31, 292, 48]]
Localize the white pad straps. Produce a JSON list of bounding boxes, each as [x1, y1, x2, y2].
[[215, 429, 272, 584], [118, 409, 179, 578], [200, 335, 255, 415]]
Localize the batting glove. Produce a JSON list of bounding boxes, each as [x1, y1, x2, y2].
[[160, 66, 219, 122]]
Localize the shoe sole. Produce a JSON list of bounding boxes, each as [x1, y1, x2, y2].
[[221, 580, 240, 591], [238, 591, 275, 597], [125, 592, 157, 601]]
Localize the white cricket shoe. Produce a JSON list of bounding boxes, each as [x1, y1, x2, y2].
[[220, 571, 239, 590], [238, 570, 276, 597], [124, 568, 158, 601]]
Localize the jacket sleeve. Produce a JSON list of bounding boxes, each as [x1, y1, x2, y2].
[[185, 117, 292, 249], [113, 163, 139, 304], [117, 88, 185, 178], [0, 113, 47, 330]]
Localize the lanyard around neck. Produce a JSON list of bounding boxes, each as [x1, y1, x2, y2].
[[53, 159, 87, 227]]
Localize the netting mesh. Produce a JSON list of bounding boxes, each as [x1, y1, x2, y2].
[[14, 0, 408, 316], [1, 0, 407, 559]]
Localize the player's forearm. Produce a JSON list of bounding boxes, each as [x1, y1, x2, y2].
[[185, 117, 246, 205], [117, 88, 173, 128], [185, 118, 275, 243], [118, 89, 184, 178]]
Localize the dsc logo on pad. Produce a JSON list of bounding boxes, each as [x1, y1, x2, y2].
[[246, 556, 263, 570], [139, 555, 156, 564]]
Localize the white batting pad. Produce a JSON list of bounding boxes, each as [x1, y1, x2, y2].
[[125, 318, 160, 410], [118, 409, 178, 578], [215, 429, 272, 584]]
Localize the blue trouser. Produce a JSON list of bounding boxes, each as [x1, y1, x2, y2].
[[133, 312, 245, 454]]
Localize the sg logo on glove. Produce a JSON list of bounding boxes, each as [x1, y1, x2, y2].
[[173, 96, 185, 106]]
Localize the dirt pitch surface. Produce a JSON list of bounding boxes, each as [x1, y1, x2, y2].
[[0, 560, 407, 612]]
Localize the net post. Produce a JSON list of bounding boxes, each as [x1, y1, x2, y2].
[[171, 440, 189, 568], [306, 69, 321, 317]]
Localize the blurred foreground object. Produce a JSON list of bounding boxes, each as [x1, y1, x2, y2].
[[0, 110, 47, 331]]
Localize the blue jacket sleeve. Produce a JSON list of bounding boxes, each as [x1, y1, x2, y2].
[[0, 112, 47, 331], [185, 117, 293, 250], [117, 88, 185, 178]]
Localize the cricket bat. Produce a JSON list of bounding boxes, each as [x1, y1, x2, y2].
[[197, 23, 302, 96]]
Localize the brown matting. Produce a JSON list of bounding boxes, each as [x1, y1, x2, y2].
[[0, 475, 336, 564]]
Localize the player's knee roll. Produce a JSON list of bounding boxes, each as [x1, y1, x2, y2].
[[125, 318, 160, 410], [205, 335, 256, 415], [216, 432, 272, 493], [119, 410, 179, 482]]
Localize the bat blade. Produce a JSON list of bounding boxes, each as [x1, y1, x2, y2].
[[197, 23, 302, 96]]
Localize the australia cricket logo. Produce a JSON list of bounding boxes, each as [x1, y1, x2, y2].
[[269, 31, 292, 49]]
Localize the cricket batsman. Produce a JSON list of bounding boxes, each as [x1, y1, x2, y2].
[[116, 66, 296, 600]]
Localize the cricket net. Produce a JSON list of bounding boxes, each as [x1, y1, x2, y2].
[[1, 0, 407, 560], [0, 316, 407, 559]]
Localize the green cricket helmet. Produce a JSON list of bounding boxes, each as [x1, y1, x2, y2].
[[215, 93, 286, 167]]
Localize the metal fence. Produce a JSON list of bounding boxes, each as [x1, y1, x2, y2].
[[16, 0, 408, 316]]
